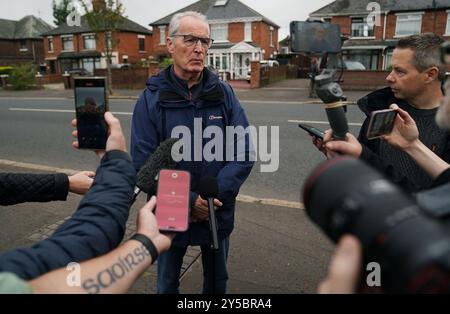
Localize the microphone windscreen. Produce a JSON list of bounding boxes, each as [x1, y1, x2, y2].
[[136, 138, 179, 195], [198, 176, 219, 199]]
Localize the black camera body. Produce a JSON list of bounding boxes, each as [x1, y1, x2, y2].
[[303, 157, 450, 293]]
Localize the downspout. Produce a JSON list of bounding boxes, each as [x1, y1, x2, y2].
[[382, 10, 390, 70]]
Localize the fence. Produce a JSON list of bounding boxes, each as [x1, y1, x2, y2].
[[94, 68, 149, 89]]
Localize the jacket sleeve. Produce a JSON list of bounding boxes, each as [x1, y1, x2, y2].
[[357, 118, 423, 192], [130, 90, 160, 172], [216, 84, 255, 205], [0, 150, 136, 280], [0, 173, 69, 206]]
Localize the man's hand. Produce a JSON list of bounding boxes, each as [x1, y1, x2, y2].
[[68, 171, 95, 195], [72, 112, 127, 158], [323, 132, 363, 158], [318, 235, 362, 294], [192, 195, 223, 222], [382, 104, 419, 151], [136, 196, 174, 255]]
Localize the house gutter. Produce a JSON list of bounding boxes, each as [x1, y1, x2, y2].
[[382, 10, 390, 70]]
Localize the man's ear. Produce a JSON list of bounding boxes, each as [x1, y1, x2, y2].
[[424, 67, 440, 83], [166, 37, 175, 54]]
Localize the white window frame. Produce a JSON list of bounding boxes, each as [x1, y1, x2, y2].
[[211, 23, 228, 43], [47, 36, 54, 53], [350, 16, 375, 39], [82, 33, 96, 50], [446, 10, 450, 36], [159, 26, 166, 45], [138, 34, 146, 52], [245, 22, 252, 42], [19, 40, 28, 52], [214, 0, 228, 6], [61, 35, 74, 52], [395, 12, 424, 38], [269, 26, 274, 47]]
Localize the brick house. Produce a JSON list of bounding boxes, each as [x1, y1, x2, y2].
[[310, 0, 450, 70], [150, 0, 279, 80], [0, 15, 53, 67], [41, 16, 152, 75]]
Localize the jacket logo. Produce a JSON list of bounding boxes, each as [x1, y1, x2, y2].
[[209, 115, 223, 120]]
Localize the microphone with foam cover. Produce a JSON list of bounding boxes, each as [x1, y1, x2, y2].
[[198, 176, 219, 250], [131, 138, 179, 204]]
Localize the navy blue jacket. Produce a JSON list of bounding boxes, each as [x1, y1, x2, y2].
[[0, 151, 136, 280], [131, 67, 254, 246]]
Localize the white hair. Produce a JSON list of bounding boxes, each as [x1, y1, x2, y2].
[[168, 11, 210, 36]]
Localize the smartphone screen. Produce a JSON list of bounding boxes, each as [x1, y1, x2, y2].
[[156, 169, 190, 233], [74, 77, 109, 149], [366, 109, 398, 140]]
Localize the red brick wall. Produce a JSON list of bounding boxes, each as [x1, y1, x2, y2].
[[332, 16, 351, 37], [228, 22, 244, 42], [116, 33, 152, 63], [152, 26, 170, 58], [341, 70, 389, 91], [252, 21, 278, 59]]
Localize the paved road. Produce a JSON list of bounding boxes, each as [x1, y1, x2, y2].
[[0, 96, 366, 203]]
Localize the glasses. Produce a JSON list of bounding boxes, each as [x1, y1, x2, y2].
[[172, 34, 214, 49]]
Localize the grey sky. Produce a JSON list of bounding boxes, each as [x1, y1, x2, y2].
[[0, 0, 336, 39]]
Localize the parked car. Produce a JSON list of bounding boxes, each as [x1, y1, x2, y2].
[[338, 60, 366, 70], [110, 63, 131, 69], [67, 68, 90, 76], [260, 60, 280, 67]]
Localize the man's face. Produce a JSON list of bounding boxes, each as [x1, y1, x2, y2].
[[85, 102, 96, 114], [385, 48, 427, 101], [167, 16, 210, 77], [436, 80, 450, 129]]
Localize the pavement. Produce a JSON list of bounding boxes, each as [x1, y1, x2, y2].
[[0, 78, 367, 104], [0, 162, 334, 295]]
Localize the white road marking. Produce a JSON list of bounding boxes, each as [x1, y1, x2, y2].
[[9, 108, 132, 115], [288, 119, 363, 127]]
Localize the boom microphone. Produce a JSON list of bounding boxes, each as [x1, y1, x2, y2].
[[198, 176, 220, 250], [131, 138, 179, 203]]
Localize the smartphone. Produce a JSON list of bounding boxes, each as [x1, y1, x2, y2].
[[156, 169, 190, 233], [366, 109, 398, 140], [74, 77, 109, 150], [298, 123, 325, 139]]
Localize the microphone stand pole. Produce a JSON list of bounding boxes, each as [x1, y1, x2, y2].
[[207, 197, 219, 294]]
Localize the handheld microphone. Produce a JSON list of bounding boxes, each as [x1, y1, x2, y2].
[[198, 176, 219, 250], [131, 138, 179, 204]]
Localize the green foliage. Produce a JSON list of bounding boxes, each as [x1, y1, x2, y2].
[[52, 0, 73, 26], [0, 66, 14, 75], [8, 63, 36, 90], [158, 57, 173, 68]]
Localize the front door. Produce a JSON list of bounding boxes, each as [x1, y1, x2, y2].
[[234, 53, 251, 79]]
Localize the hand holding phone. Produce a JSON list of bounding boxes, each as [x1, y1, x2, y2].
[[74, 77, 109, 150], [366, 109, 398, 140], [298, 123, 325, 139], [156, 169, 190, 233]]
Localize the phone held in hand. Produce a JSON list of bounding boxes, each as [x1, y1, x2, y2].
[[298, 123, 325, 140], [156, 169, 190, 233], [74, 77, 109, 150], [366, 108, 398, 140]]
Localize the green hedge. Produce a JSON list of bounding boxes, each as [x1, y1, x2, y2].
[[8, 63, 36, 90]]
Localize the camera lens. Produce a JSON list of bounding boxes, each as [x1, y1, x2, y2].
[[171, 172, 178, 179]]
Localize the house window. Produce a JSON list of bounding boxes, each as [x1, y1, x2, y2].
[[269, 29, 274, 47], [62, 36, 74, 51], [446, 11, 450, 35], [211, 24, 228, 42], [138, 35, 145, 51], [106, 32, 112, 50], [245, 22, 252, 42], [384, 49, 394, 70], [83, 34, 96, 50], [20, 40, 28, 51], [214, 0, 228, 6], [395, 14, 422, 37], [48, 37, 54, 52], [159, 26, 166, 45], [351, 17, 374, 37], [345, 50, 379, 70]]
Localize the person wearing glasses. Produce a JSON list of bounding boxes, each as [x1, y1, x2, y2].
[[130, 11, 254, 294]]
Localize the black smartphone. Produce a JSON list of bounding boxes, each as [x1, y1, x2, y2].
[[366, 109, 398, 140], [74, 77, 109, 149], [298, 123, 325, 139]]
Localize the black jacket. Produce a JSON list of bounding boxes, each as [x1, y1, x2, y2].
[[0, 150, 136, 280], [357, 87, 450, 193], [0, 173, 69, 206]]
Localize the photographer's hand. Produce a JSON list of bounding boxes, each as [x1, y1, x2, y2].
[[382, 104, 419, 151], [324, 132, 362, 158], [68, 171, 95, 195], [318, 235, 362, 294]]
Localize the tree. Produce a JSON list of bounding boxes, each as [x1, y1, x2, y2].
[[80, 0, 125, 95], [52, 0, 73, 26], [9, 63, 36, 90]]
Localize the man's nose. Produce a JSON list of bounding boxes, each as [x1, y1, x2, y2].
[[386, 71, 395, 83], [193, 40, 204, 53]]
